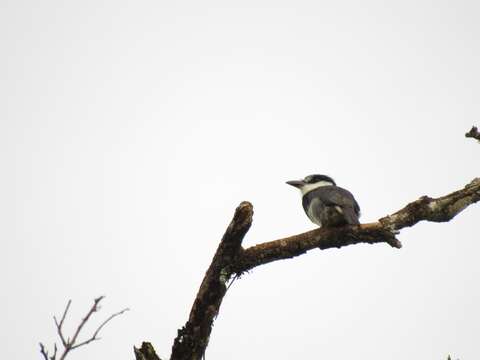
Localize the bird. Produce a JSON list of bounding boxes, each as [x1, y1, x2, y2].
[[286, 174, 360, 227]]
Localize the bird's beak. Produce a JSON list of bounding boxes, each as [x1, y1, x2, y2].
[[286, 180, 304, 188]]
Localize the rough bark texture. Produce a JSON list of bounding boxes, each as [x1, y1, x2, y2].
[[134, 342, 162, 360], [163, 177, 479, 360], [169, 202, 253, 360], [232, 224, 400, 275], [380, 178, 480, 230], [233, 177, 479, 275]]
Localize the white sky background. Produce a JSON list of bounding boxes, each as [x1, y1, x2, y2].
[[1, 1, 479, 359]]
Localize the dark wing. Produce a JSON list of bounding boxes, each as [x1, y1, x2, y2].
[[304, 186, 361, 217], [327, 186, 359, 215]]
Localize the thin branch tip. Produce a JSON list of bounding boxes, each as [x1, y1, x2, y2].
[[387, 238, 403, 249], [41, 297, 128, 360]]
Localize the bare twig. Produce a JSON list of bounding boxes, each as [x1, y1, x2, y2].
[[71, 307, 130, 349], [68, 296, 104, 348], [39, 343, 57, 360], [52, 344, 57, 360], [40, 297, 129, 360], [465, 125, 480, 141], [53, 299, 71, 347], [39, 343, 49, 360]]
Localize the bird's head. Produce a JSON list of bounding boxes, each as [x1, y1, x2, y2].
[[286, 174, 336, 195]]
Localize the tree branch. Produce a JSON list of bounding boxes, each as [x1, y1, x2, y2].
[[169, 201, 253, 360], [233, 224, 400, 274], [465, 125, 480, 141], [166, 178, 479, 360], [380, 177, 480, 230], [233, 177, 479, 274], [143, 126, 479, 360], [53, 300, 71, 348], [68, 296, 104, 349], [39, 343, 56, 360], [40, 297, 129, 360], [70, 306, 130, 350], [134, 342, 163, 360]]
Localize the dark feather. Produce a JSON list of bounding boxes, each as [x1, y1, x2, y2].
[[302, 186, 360, 226]]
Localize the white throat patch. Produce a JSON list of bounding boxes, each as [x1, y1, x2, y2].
[[300, 181, 334, 196]]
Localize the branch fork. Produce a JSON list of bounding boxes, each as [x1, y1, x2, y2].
[[40, 296, 129, 360], [134, 125, 479, 360], [165, 173, 480, 360]]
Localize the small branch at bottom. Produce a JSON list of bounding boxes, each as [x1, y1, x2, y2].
[[40, 297, 129, 360], [465, 125, 480, 141]]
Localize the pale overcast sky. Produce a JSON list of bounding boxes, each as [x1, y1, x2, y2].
[[2, 1, 479, 360]]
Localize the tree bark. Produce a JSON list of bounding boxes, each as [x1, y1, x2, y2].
[[169, 202, 253, 360], [166, 177, 479, 360], [134, 342, 162, 360], [133, 126, 480, 360]]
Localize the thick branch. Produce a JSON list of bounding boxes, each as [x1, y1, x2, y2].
[[233, 223, 401, 274], [380, 178, 480, 230], [135, 342, 162, 360], [465, 126, 480, 141], [234, 177, 480, 274], [165, 178, 479, 360], [169, 201, 253, 360], [148, 127, 480, 360]]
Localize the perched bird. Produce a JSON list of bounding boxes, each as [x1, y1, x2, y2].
[[286, 174, 360, 227]]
